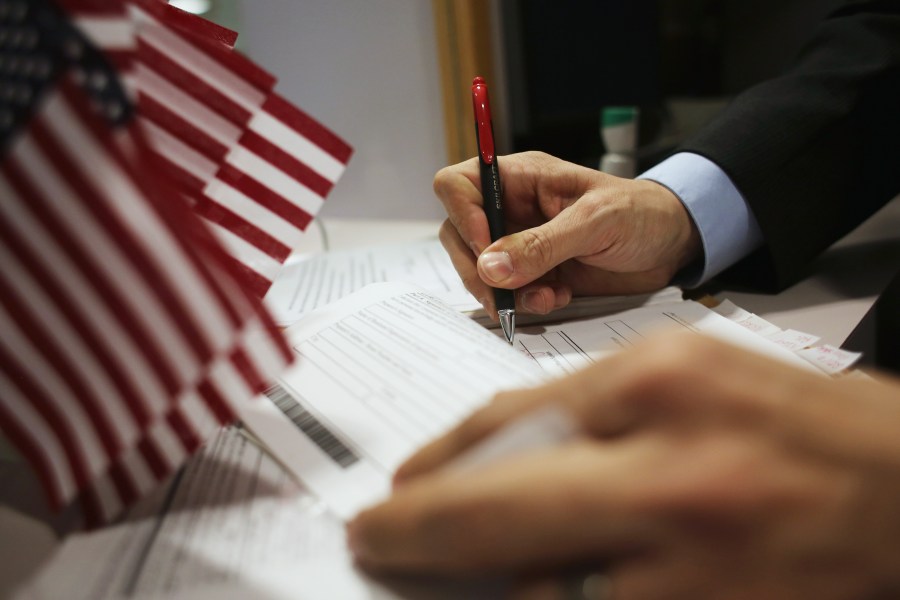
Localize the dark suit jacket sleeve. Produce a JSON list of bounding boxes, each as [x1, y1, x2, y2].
[[679, 1, 900, 292]]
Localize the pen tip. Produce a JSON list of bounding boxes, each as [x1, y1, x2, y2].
[[473, 76, 485, 85], [498, 310, 515, 345]]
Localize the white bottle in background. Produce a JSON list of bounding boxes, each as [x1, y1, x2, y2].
[[599, 106, 639, 178]]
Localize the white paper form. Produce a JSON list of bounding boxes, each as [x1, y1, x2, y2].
[[244, 285, 819, 522], [19, 426, 499, 600], [513, 300, 818, 380], [18, 427, 357, 599], [264, 239, 481, 326], [243, 282, 544, 519], [263, 238, 686, 328]]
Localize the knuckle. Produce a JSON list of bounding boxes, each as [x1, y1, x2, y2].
[[417, 498, 490, 568], [522, 149, 550, 163], [438, 219, 457, 245], [620, 336, 701, 398], [518, 229, 555, 267], [432, 168, 452, 197]]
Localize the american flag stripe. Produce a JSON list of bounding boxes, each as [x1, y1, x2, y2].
[[91, 342, 269, 501], [16, 122, 209, 384], [0, 375, 70, 506], [137, 62, 241, 151], [128, 0, 240, 50], [214, 164, 315, 233], [194, 195, 293, 262], [119, 11, 349, 297], [85, 383, 222, 524], [140, 118, 219, 191], [0, 350, 83, 505], [208, 221, 282, 298], [71, 17, 134, 51], [0, 200, 176, 513], [231, 345, 267, 392], [0, 332, 99, 493], [224, 146, 324, 217], [0, 0, 350, 524], [0, 300, 122, 474], [0, 175, 171, 425], [143, 419, 182, 476], [139, 92, 230, 162], [238, 129, 334, 198], [0, 163, 183, 404], [0, 321, 135, 513], [256, 93, 354, 168], [43, 90, 237, 359], [0, 248, 137, 455], [223, 255, 277, 300], [27, 84, 264, 392], [209, 222, 285, 280], [130, 3, 275, 90], [141, 120, 300, 258], [31, 124, 218, 359], [107, 460, 139, 509], [0, 220, 151, 427], [64, 2, 136, 82], [137, 27, 266, 121], [1, 81, 293, 519]]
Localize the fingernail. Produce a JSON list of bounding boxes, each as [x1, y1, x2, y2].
[[522, 290, 546, 314], [554, 288, 572, 309], [479, 251, 513, 283]]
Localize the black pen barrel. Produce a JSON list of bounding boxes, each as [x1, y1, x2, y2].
[[493, 287, 515, 313], [478, 158, 515, 313], [479, 158, 506, 241]]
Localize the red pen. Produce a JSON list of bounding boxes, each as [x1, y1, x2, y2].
[[471, 76, 515, 344]]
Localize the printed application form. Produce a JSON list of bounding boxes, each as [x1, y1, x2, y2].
[[264, 239, 481, 325], [243, 283, 542, 519], [241, 283, 813, 520], [514, 300, 816, 379], [263, 238, 684, 327], [20, 427, 362, 600], [20, 426, 497, 600]]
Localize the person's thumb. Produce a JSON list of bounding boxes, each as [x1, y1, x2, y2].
[[476, 211, 590, 288]]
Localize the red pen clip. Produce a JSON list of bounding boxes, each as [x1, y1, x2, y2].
[[471, 76, 495, 165]]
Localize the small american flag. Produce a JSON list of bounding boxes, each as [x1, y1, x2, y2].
[[71, 0, 354, 297], [0, 0, 345, 527]]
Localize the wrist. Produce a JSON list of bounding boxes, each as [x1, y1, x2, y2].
[[639, 179, 702, 272]]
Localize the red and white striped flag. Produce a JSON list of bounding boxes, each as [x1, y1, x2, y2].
[[66, 0, 353, 297], [107, 0, 352, 297], [0, 0, 345, 527]]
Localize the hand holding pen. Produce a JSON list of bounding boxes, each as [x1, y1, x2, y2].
[[433, 151, 701, 321], [470, 76, 516, 344]]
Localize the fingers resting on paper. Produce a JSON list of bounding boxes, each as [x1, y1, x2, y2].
[[350, 333, 900, 598]]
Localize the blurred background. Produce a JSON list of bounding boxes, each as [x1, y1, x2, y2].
[[173, 0, 849, 220]]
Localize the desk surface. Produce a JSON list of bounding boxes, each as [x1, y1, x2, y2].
[[3, 197, 899, 596]]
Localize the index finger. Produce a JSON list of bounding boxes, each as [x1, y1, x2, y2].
[[394, 332, 792, 486], [350, 440, 653, 575], [433, 158, 492, 256], [392, 347, 641, 485]]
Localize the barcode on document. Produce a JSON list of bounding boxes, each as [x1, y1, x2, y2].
[[264, 385, 360, 468]]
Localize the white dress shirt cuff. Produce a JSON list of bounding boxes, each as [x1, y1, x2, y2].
[[638, 152, 763, 288]]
